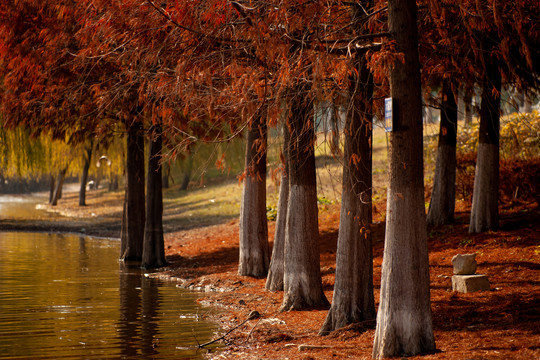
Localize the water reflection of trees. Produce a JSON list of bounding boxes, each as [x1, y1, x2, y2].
[[118, 263, 160, 358], [141, 273, 160, 357]]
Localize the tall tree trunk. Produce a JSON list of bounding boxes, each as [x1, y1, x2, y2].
[[142, 125, 166, 269], [373, 0, 435, 357], [238, 114, 270, 277], [329, 104, 341, 156], [50, 166, 68, 206], [109, 175, 119, 191], [49, 174, 56, 204], [79, 141, 93, 206], [280, 86, 329, 311], [161, 161, 170, 189], [469, 46, 501, 233], [179, 150, 193, 191], [57, 174, 64, 200], [427, 80, 458, 226], [265, 124, 290, 291], [464, 89, 473, 125], [320, 49, 375, 335], [120, 121, 146, 262]]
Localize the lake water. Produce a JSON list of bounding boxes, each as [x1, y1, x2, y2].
[[0, 193, 58, 220], [0, 232, 219, 359]]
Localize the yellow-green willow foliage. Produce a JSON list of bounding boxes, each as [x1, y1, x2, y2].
[[0, 126, 91, 180], [0, 122, 127, 188], [93, 136, 125, 189], [0, 126, 59, 178]]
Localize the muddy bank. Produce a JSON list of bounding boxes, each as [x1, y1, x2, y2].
[[0, 218, 121, 239]]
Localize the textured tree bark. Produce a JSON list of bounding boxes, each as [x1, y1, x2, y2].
[[49, 174, 55, 204], [238, 114, 270, 277], [320, 51, 375, 335], [469, 48, 501, 233], [265, 125, 290, 291], [120, 120, 145, 263], [329, 104, 341, 156], [427, 80, 457, 226], [179, 150, 193, 191], [463, 90, 473, 125], [109, 175, 119, 191], [280, 86, 328, 311], [161, 161, 169, 189], [50, 166, 68, 206], [142, 125, 166, 269], [372, 0, 435, 357], [79, 142, 93, 206]]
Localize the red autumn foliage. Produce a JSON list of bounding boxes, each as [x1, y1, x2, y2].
[[457, 152, 540, 205]]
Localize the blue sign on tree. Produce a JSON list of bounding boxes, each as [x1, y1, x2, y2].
[[385, 98, 393, 132]]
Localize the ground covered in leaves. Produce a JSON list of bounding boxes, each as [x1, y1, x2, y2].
[[3, 188, 539, 359], [154, 200, 539, 360]]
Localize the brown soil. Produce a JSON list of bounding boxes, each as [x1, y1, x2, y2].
[[3, 189, 539, 359]]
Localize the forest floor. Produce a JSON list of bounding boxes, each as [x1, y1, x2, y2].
[[1, 184, 538, 360]]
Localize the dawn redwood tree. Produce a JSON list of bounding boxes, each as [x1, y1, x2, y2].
[[74, 0, 178, 263], [265, 124, 290, 291], [427, 79, 458, 226], [120, 120, 146, 262], [372, 0, 435, 357], [142, 123, 167, 269], [238, 113, 270, 277], [281, 85, 328, 311], [469, 40, 501, 233], [320, 53, 375, 334], [0, 0, 103, 173], [420, 0, 540, 233]]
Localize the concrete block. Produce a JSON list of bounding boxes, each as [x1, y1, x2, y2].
[[452, 274, 490, 293], [452, 253, 477, 275]]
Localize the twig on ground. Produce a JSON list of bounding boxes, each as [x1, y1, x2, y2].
[[198, 310, 260, 348]]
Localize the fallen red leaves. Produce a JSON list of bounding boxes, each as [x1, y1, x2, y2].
[[159, 201, 539, 359]]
